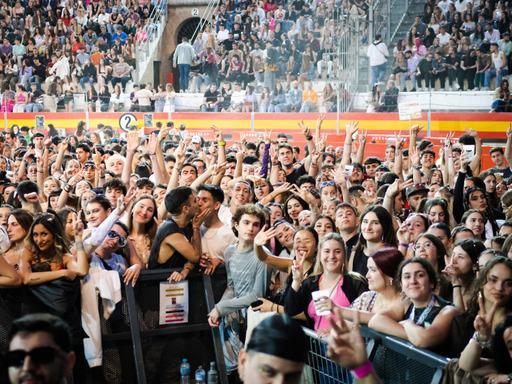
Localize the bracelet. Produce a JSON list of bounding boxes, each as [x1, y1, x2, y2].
[[353, 361, 373, 379], [472, 331, 492, 349], [399, 243, 409, 248], [452, 285, 462, 289]]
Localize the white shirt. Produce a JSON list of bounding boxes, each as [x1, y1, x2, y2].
[[217, 29, 229, 42], [437, 32, 451, 46], [218, 204, 233, 227], [367, 41, 389, 66], [201, 223, 237, 261]]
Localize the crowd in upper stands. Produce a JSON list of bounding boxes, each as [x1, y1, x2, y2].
[[0, 0, 162, 113], [390, 0, 512, 99], [0, 118, 512, 382], [0, 0, 371, 113]]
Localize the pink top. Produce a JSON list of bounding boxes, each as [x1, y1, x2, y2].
[[307, 276, 351, 331]]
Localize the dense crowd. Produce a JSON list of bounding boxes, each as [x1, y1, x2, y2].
[[0, 0, 164, 113], [0, 118, 512, 383], [388, 0, 512, 97], [172, 0, 368, 113]]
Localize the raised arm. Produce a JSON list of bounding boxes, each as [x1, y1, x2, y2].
[[121, 131, 139, 186], [505, 125, 512, 167], [341, 121, 359, 167], [254, 225, 293, 272], [155, 127, 170, 184], [467, 129, 482, 176], [66, 220, 89, 277]]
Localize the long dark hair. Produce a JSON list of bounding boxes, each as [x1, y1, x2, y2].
[[353, 205, 397, 256], [468, 257, 512, 317], [26, 213, 70, 259], [127, 195, 158, 239], [494, 315, 512, 373]]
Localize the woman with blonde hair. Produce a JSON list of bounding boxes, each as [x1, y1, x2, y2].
[[285, 232, 368, 332]]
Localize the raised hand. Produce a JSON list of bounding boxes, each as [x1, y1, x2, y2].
[[327, 308, 368, 369], [474, 293, 497, 342], [92, 149, 102, 166], [291, 258, 304, 283], [118, 187, 136, 213], [144, 134, 158, 156], [157, 126, 170, 143], [299, 120, 312, 139], [387, 178, 413, 198], [73, 219, 84, 240], [127, 131, 139, 153], [345, 121, 359, 138], [397, 222, 413, 246], [254, 225, 277, 247], [410, 124, 423, 135]]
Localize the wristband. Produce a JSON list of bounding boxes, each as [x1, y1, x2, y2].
[[399, 243, 409, 248], [353, 361, 373, 379], [218, 140, 226, 147], [305, 135, 313, 141], [452, 285, 462, 289]]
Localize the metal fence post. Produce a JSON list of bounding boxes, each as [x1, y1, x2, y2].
[[387, 0, 391, 44]]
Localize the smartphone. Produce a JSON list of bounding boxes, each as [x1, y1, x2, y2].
[[250, 300, 263, 308]]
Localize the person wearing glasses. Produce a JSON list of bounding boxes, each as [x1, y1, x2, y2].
[[7, 313, 76, 384]]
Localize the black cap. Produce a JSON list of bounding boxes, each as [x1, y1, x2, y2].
[[246, 315, 307, 363]]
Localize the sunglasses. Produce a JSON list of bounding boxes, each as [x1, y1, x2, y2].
[[320, 180, 336, 189], [107, 230, 127, 247], [7, 347, 61, 367]]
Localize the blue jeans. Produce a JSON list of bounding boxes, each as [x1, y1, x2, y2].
[[178, 64, 190, 91], [371, 62, 387, 86], [484, 67, 508, 89]]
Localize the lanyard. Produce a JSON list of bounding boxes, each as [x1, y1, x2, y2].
[[409, 295, 437, 326]]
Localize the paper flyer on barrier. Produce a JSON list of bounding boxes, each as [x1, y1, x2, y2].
[[159, 281, 189, 325]]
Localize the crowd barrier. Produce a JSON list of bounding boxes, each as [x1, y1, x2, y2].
[[100, 268, 450, 384], [100, 268, 228, 384], [302, 326, 450, 384]]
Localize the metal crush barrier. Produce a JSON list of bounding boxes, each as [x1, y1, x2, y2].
[[301, 325, 450, 384], [100, 268, 228, 384]]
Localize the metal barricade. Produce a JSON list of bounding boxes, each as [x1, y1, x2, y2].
[[302, 327, 354, 384], [301, 325, 450, 384]]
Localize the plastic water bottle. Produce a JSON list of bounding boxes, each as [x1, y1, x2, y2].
[[194, 365, 206, 384], [207, 361, 218, 384], [180, 358, 191, 384]]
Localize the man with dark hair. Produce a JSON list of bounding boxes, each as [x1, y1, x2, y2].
[[490, 147, 512, 177], [363, 157, 382, 179], [7, 313, 76, 384], [135, 177, 154, 197], [103, 178, 127, 208], [179, 163, 198, 187], [197, 184, 236, 275], [148, 187, 205, 271], [238, 315, 307, 384], [75, 143, 91, 166]]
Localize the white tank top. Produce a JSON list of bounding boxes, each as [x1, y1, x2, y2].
[[492, 51, 506, 69]]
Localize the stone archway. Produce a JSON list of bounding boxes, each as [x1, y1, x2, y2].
[[158, 3, 210, 86]]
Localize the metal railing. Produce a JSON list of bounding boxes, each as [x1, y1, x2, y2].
[[302, 325, 450, 384], [369, 0, 410, 45], [190, 0, 219, 45], [135, 0, 168, 82]]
